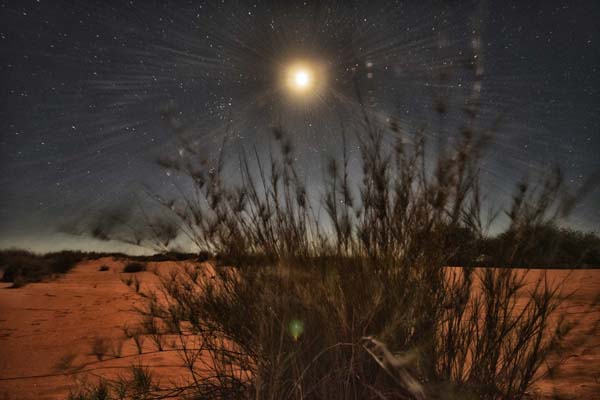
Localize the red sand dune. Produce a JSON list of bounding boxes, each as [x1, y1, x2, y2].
[[0, 258, 598, 399]]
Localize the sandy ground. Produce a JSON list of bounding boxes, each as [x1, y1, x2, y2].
[[0, 258, 598, 399], [0, 258, 189, 400]]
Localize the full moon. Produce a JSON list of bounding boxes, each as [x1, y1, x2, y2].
[[294, 70, 310, 88], [286, 64, 314, 94]]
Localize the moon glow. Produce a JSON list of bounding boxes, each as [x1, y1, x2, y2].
[[286, 63, 316, 95]]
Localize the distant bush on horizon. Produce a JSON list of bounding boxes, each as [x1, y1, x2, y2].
[[122, 262, 146, 273]]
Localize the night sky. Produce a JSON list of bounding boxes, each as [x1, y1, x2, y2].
[[1, 0, 598, 253]]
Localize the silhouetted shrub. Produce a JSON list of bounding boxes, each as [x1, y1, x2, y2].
[[123, 262, 146, 273], [98, 265, 110, 272], [118, 119, 586, 399], [196, 250, 212, 262]]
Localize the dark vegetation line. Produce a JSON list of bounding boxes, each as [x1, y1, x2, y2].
[[0, 250, 207, 287], [1, 228, 599, 288]]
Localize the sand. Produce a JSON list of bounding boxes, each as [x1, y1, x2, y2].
[[0, 258, 598, 399]]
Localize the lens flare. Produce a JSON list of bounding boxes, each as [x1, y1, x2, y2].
[[288, 319, 304, 341]]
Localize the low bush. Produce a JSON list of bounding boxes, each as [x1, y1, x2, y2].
[[118, 119, 583, 399], [123, 262, 146, 273]]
